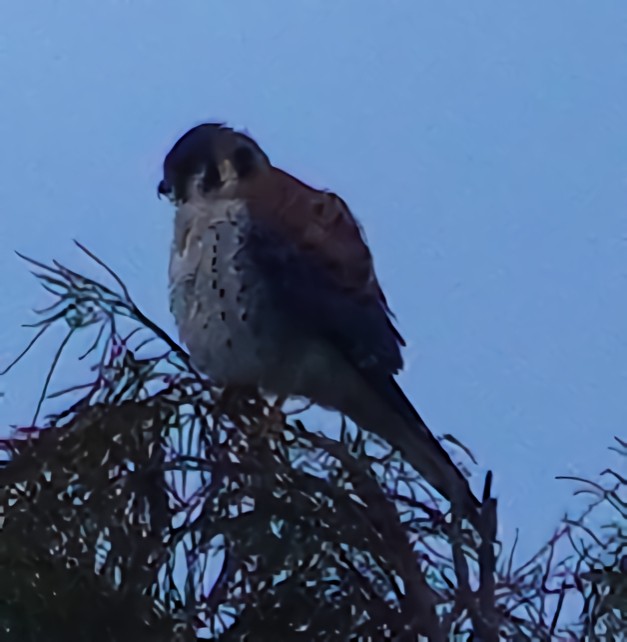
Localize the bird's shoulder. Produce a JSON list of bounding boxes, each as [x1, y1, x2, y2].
[[240, 167, 384, 302]]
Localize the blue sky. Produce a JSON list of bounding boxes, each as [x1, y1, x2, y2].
[[0, 1, 625, 564]]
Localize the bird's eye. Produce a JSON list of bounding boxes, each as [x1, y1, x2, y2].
[[232, 146, 256, 178], [202, 163, 222, 192]]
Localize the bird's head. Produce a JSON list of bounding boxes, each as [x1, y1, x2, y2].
[[158, 123, 270, 203]]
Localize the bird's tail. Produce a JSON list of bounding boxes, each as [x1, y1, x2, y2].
[[343, 375, 481, 525]]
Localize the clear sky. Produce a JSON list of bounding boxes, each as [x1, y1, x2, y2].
[[0, 1, 625, 564]]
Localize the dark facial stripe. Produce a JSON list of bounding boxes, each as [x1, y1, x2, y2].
[[232, 146, 256, 178]]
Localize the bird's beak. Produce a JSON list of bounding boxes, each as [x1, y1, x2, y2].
[[157, 179, 171, 199]]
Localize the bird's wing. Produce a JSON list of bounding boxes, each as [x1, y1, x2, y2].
[[238, 167, 480, 521], [242, 168, 405, 378]]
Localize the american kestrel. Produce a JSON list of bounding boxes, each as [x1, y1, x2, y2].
[[159, 124, 480, 522]]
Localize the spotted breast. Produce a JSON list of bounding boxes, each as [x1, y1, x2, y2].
[[168, 197, 291, 388]]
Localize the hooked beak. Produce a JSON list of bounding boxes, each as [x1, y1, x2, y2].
[[157, 179, 171, 199]]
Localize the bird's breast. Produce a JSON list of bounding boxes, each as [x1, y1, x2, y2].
[[168, 201, 290, 387]]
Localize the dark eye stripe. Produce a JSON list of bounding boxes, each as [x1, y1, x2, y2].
[[233, 146, 256, 178], [202, 163, 222, 192]]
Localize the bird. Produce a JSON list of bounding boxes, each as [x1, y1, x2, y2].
[[159, 123, 480, 524]]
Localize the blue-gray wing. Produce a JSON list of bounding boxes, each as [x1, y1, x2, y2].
[[247, 221, 405, 379]]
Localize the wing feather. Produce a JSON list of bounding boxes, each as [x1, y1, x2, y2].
[[242, 169, 405, 376]]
